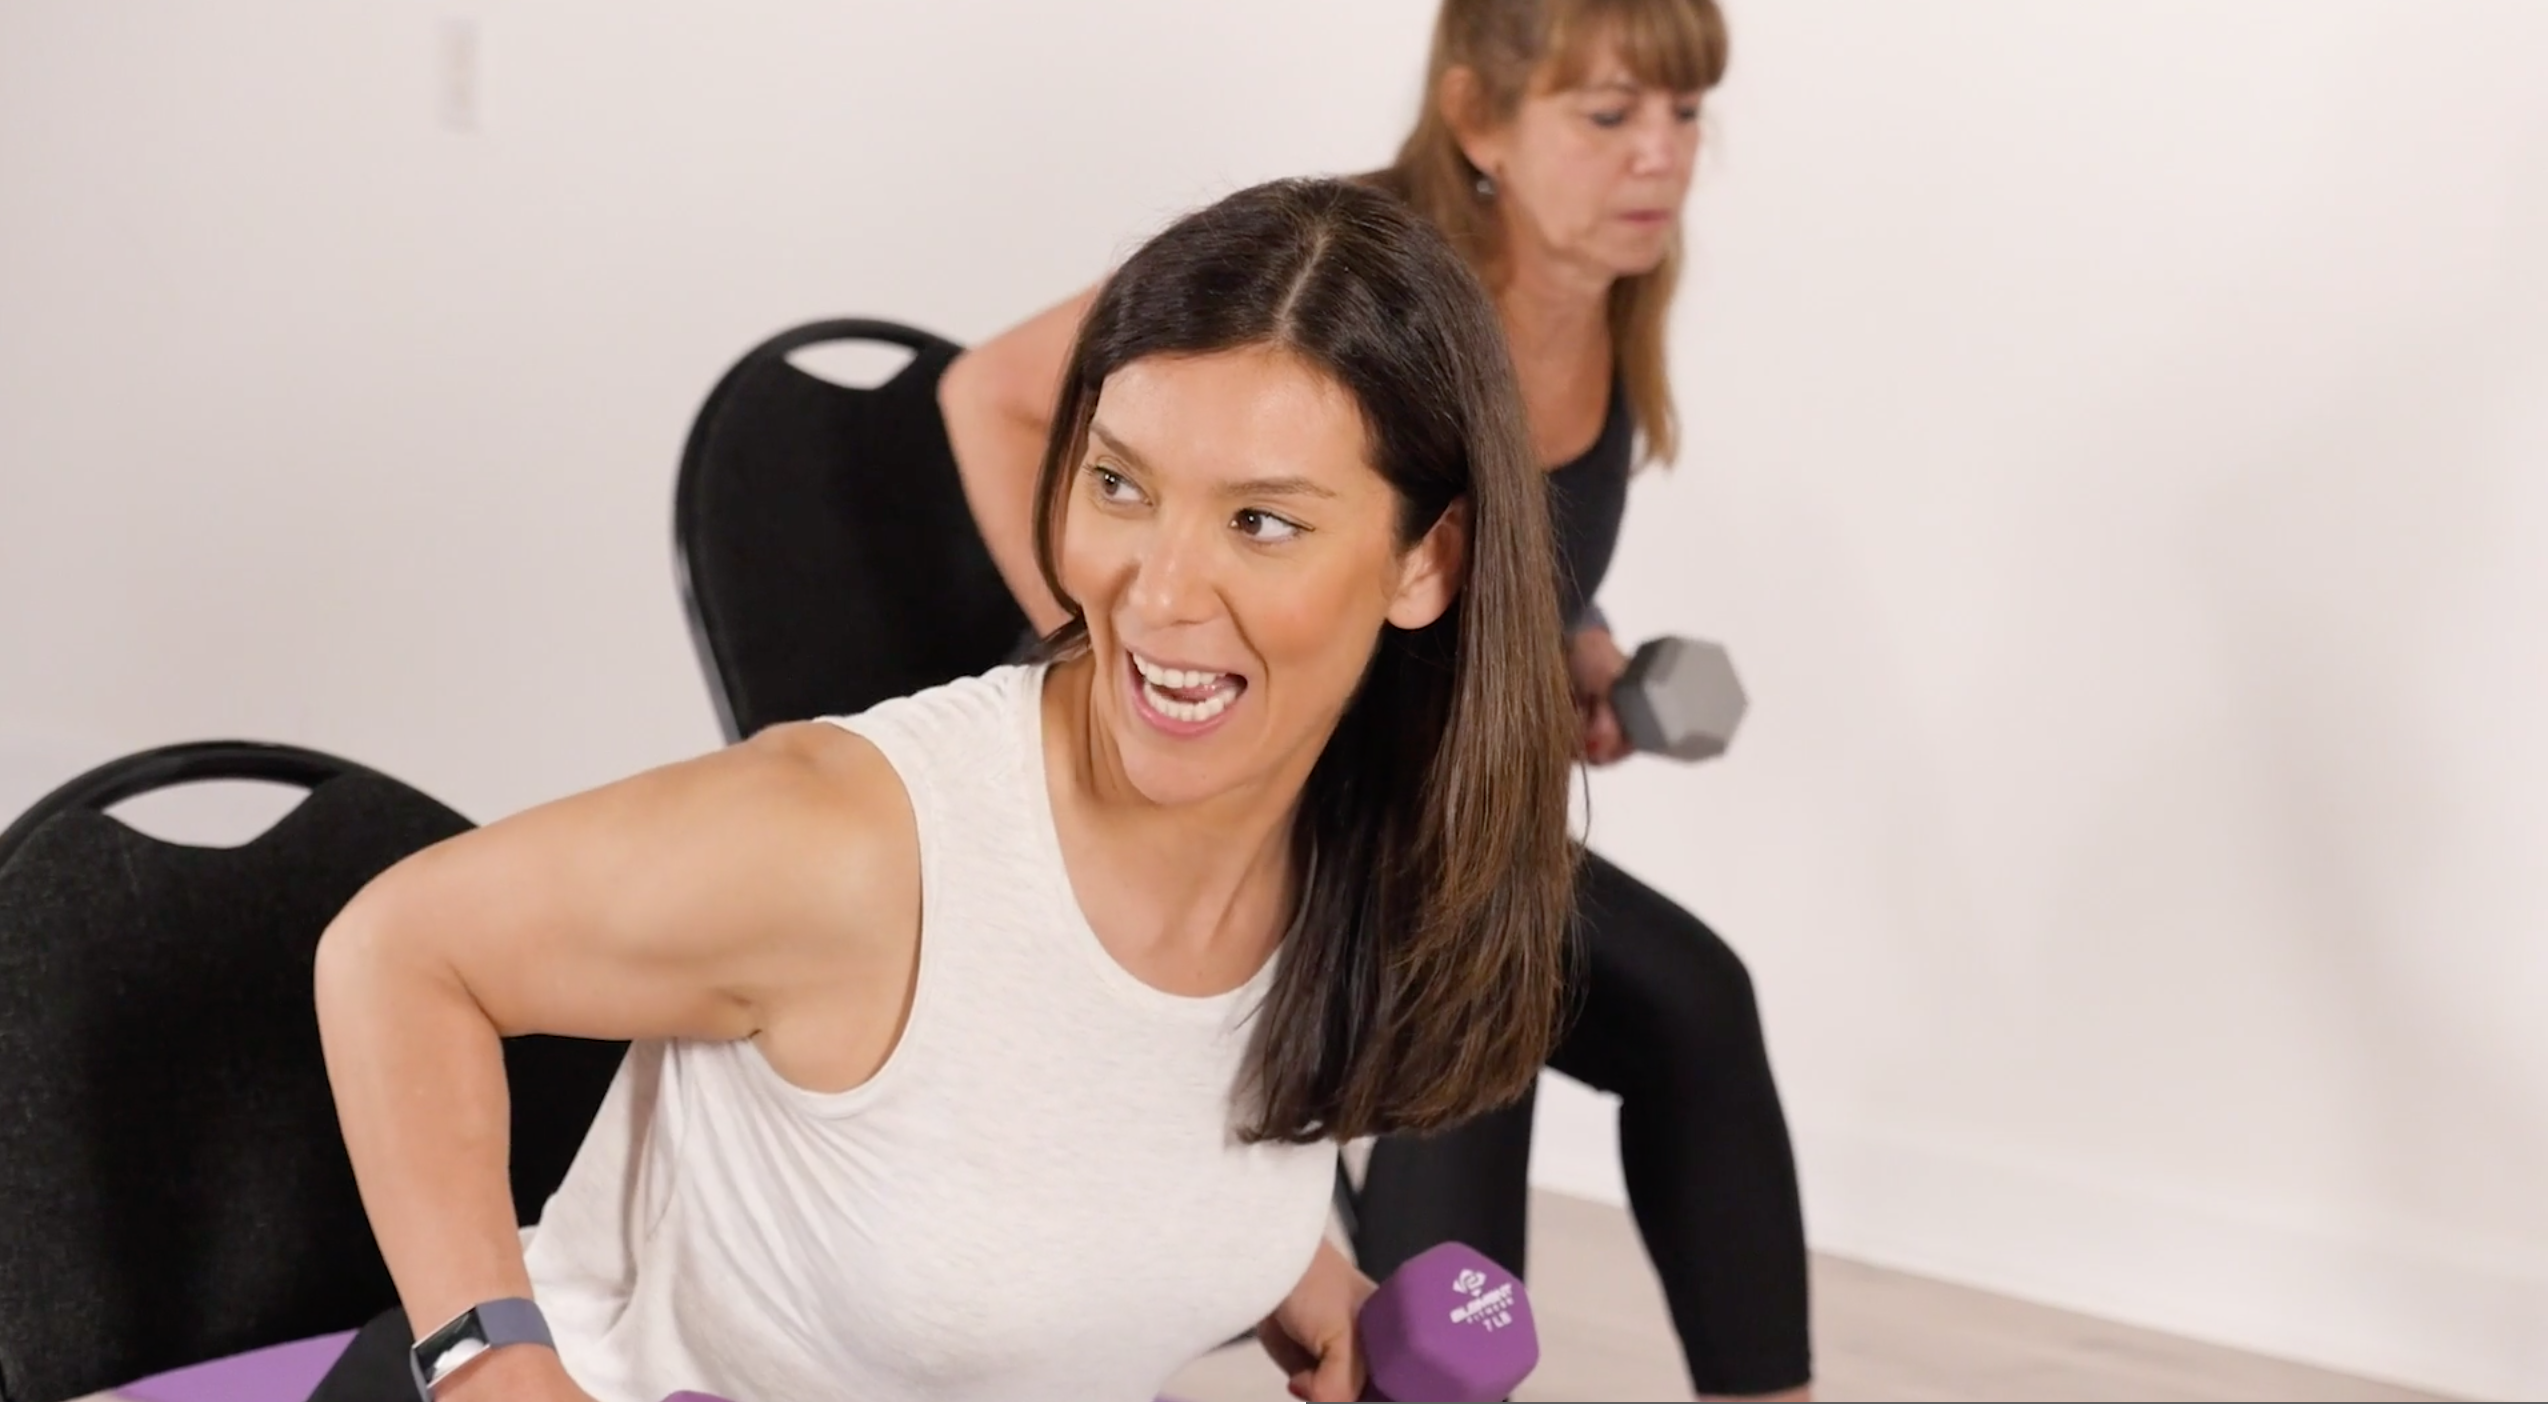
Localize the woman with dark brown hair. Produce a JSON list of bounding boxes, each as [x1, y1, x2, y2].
[[308, 178, 1576, 1404], [941, 1, 1813, 1398]]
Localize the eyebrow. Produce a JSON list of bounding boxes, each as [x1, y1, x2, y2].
[[1228, 474, 1338, 500], [1088, 421, 1153, 474], [1088, 421, 1339, 499]]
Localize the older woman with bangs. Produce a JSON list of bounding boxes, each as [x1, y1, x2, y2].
[[942, 2, 1812, 1398]]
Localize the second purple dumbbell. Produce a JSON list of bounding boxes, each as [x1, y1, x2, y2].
[[1358, 1241, 1539, 1402]]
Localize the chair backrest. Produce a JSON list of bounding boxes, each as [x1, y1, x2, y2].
[[0, 742, 625, 1400], [674, 318, 1031, 742]]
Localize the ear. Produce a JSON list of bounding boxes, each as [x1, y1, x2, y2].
[[1437, 66, 1505, 179], [1386, 497, 1471, 632]]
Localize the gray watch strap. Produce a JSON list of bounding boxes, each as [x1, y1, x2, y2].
[[1573, 600, 1609, 635], [408, 1296, 554, 1399]]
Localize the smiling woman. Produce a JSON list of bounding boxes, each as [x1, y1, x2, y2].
[[310, 176, 1577, 1404], [1027, 180, 1580, 1142]]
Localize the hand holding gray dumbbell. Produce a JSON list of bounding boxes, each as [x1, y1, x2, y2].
[[1610, 635, 1747, 762]]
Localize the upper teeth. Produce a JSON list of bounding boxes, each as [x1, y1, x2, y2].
[[1134, 655, 1227, 690]]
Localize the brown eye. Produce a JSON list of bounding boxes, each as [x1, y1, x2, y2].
[[1086, 466, 1142, 503], [1232, 508, 1303, 543]]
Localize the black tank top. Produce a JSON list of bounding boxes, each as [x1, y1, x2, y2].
[[1545, 378, 1633, 630]]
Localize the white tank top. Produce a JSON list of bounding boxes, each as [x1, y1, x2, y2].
[[520, 664, 1338, 1401]]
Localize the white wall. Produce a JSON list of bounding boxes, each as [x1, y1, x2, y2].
[[4, 3, 2543, 1398]]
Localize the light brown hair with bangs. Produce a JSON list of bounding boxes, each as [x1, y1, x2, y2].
[[1368, 0, 1730, 468]]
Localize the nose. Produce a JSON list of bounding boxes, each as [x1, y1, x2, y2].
[[1123, 512, 1222, 631], [1628, 104, 1686, 178]]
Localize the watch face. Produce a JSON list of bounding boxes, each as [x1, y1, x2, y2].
[[410, 1298, 553, 1396], [412, 1306, 494, 1394], [420, 1331, 491, 1383]]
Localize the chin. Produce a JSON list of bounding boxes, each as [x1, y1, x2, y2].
[[1090, 696, 1235, 812], [1117, 751, 1237, 810], [1608, 239, 1674, 278]]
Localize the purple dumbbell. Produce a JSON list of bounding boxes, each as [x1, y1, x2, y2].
[[1359, 1241, 1539, 1402]]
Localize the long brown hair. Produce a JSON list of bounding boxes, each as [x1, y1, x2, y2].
[[1370, 0, 1731, 467], [1029, 179, 1579, 1145]]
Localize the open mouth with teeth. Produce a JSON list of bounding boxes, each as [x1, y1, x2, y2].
[[1127, 650, 1247, 729]]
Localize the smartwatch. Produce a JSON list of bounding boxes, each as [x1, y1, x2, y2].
[[408, 1297, 555, 1399]]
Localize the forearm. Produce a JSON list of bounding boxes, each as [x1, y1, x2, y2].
[[314, 906, 537, 1345], [1303, 1235, 1362, 1294], [941, 367, 1072, 635]]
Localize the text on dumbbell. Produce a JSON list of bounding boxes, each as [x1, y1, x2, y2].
[[1448, 1281, 1517, 1326]]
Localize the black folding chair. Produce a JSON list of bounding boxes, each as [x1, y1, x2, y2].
[[0, 741, 625, 1400], [674, 318, 1032, 742]]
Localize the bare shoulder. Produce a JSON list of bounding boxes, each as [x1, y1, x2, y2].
[[748, 717, 903, 798], [735, 721, 919, 913]]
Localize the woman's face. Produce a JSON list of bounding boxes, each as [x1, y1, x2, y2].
[[1465, 41, 1706, 280], [1056, 346, 1465, 811]]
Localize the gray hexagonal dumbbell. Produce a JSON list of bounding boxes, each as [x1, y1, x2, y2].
[[1611, 635, 1747, 763]]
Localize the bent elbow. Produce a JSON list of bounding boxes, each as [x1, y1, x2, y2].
[[937, 347, 1004, 442], [953, 342, 1055, 440], [312, 861, 428, 1021]]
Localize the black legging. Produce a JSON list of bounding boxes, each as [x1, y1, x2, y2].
[[1352, 849, 1811, 1398]]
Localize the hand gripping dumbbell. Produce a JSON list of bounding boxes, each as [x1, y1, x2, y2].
[[664, 1240, 1537, 1404], [1611, 635, 1747, 762]]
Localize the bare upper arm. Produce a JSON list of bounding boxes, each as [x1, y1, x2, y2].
[[326, 721, 919, 1058]]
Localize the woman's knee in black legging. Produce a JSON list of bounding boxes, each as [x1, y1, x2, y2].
[[1562, 857, 1778, 1104]]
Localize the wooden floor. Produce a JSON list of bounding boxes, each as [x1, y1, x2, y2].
[[1165, 1190, 2449, 1403]]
